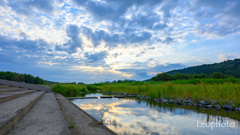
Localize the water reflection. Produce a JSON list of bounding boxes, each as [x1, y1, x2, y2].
[[72, 94, 240, 135]]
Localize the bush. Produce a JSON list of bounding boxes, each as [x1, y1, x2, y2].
[[51, 84, 89, 97]]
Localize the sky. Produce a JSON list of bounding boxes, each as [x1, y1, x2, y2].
[[0, 0, 240, 83]]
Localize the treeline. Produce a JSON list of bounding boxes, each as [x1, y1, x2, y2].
[[167, 59, 240, 78], [0, 71, 44, 84], [151, 72, 232, 81]]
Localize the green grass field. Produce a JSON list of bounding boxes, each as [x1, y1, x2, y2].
[[51, 83, 89, 97], [52, 78, 240, 106]]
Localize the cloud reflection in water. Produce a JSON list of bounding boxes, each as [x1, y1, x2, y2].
[[72, 95, 240, 135]]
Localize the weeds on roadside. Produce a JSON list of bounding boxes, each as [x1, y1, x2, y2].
[[69, 120, 75, 128]]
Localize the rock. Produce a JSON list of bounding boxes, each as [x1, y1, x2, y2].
[[211, 100, 217, 105], [235, 106, 240, 112], [214, 104, 221, 109], [176, 99, 182, 105], [204, 105, 213, 108], [168, 99, 175, 104], [198, 101, 205, 105], [223, 105, 234, 110], [160, 98, 168, 103], [205, 99, 209, 104], [182, 100, 188, 104]]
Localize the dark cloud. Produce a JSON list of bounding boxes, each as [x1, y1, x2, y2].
[[126, 32, 152, 44], [73, 0, 178, 34], [81, 26, 116, 47], [55, 24, 82, 53], [149, 64, 186, 73], [73, 0, 240, 38], [70, 0, 184, 48], [0, 35, 48, 52], [81, 26, 152, 47], [66, 24, 82, 52], [84, 51, 108, 66]]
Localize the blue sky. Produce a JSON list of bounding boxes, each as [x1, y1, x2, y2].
[[0, 0, 240, 83]]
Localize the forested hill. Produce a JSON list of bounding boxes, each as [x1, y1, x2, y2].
[[166, 59, 240, 78], [0, 71, 45, 84]]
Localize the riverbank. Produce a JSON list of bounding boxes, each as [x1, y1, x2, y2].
[[51, 78, 240, 113]]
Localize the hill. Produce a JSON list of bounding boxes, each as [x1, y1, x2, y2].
[[166, 59, 240, 78], [0, 71, 45, 84]]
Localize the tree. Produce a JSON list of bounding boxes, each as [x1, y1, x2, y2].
[[211, 72, 227, 79]]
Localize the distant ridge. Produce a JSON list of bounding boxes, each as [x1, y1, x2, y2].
[[166, 59, 240, 78]]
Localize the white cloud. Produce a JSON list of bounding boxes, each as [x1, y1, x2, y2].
[[219, 53, 240, 62], [1, 0, 240, 83]]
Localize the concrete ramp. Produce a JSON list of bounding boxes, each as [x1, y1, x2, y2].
[[7, 93, 70, 135], [0, 80, 116, 135], [0, 79, 51, 92], [55, 93, 116, 135], [0, 83, 70, 135]]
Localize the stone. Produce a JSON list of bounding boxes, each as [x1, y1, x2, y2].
[[168, 99, 175, 104], [183, 98, 193, 104], [182, 100, 188, 104], [160, 98, 168, 103], [198, 101, 205, 105], [214, 104, 221, 109], [204, 105, 213, 108], [235, 106, 240, 112], [176, 99, 182, 105], [211, 100, 217, 105], [223, 105, 234, 110]]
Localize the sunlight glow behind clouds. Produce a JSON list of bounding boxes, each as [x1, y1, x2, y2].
[[0, 0, 240, 83]]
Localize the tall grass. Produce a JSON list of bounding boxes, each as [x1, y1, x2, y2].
[[51, 83, 89, 97], [51, 78, 240, 105], [92, 78, 240, 105]]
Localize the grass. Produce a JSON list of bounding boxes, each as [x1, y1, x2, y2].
[[68, 120, 75, 129], [89, 78, 240, 106], [146, 100, 240, 121], [51, 78, 240, 106], [51, 83, 89, 97]]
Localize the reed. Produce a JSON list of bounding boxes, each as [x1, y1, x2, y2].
[[93, 79, 240, 105]]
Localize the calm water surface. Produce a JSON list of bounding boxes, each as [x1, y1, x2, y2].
[[72, 93, 240, 135]]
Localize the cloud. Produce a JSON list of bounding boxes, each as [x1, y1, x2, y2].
[[1, 0, 240, 84], [66, 24, 82, 52], [190, 0, 240, 36], [72, 0, 178, 35], [117, 68, 151, 80], [0, 0, 7, 6], [84, 51, 108, 66], [81, 26, 152, 47], [8, 0, 55, 16], [0, 35, 48, 52], [115, 63, 186, 80], [149, 64, 186, 73], [81, 26, 117, 47], [126, 32, 152, 44], [219, 53, 240, 62], [162, 37, 174, 44]]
